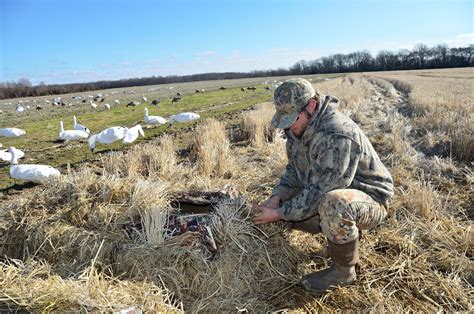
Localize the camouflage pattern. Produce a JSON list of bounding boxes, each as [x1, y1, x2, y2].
[[318, 189, 387, 244], [272, 91, 394, 237], [272, 78, 317, 129]]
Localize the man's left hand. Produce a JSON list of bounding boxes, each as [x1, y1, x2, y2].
[[252, 203, 281, 225]]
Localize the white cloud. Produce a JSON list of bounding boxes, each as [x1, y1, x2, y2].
[[442, 33, 474, 47]]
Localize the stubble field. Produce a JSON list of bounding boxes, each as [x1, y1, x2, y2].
[[0, 68, 472, 312]]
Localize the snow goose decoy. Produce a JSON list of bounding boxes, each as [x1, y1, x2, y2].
[[73, 116, 90, 133], [122, 124, 144, 144], [59, 121, 89, 141], [8, 147, 60, 183], [144, 107, 167, 125], [88, 126, 128, 154], [168, 112, 200, 127], [0, 147, 25, 162], [0, 128, 26, 138]]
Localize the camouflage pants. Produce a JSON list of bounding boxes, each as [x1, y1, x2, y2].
[[318, 189, 387, 244]]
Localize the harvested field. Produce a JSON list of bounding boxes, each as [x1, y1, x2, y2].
[[0, 69, 472, 312]]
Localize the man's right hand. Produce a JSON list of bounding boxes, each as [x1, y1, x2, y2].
[[263, 195, 281, 209]]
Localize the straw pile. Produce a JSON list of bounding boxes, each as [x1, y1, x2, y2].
[[1, 70, 472, 311]]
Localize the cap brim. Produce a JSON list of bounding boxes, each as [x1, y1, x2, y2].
[[271, 111, 299, 129]]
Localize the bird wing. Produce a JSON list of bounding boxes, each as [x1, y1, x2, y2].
[[122, 127, 139, 143]]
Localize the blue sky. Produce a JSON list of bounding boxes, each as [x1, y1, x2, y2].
[[1, 0, 472, 85]]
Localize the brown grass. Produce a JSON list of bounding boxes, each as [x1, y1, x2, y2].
[[375, 68, 474, 162], [239, 102, 277, 147], [192, 118, 232, 177], [0, 260, 180, 312], [0, 69, 472, 312]]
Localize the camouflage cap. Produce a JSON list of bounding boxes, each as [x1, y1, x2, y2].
[[272, 78, 316, 129]]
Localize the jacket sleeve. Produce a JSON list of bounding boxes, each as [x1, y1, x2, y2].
[[271, 161, 302, 201], [276, 134, 361, 221]]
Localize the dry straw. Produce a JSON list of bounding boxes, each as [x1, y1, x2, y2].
[[0, 259, 181, 312], [0, 70, 472, 312], [239, 102, 277, 147], [192, 118, 232, 177], [376, 68, 474, 162]]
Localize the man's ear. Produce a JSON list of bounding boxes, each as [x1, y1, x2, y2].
[[307, 98, 318, 114]]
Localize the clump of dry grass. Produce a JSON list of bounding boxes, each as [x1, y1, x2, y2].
[[239, 102, 277, 147], [154, 134, 179, 179], [114, 198, 301, 311], [0, 259, 181, 312], [104, 135, 181, 181], [0, 165, 173, 274], [396, 175, 442, 219], [131, 179, 170, 245], [192, 118, 232, 177]]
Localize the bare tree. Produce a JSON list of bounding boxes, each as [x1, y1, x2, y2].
[[433, 44, 449, 67], [413, 43, 431, 68]]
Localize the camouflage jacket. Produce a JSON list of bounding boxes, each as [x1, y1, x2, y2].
[[272, 95, 394, 221]]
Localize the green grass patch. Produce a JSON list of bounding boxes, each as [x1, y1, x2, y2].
[[0, 87, 271, 190]]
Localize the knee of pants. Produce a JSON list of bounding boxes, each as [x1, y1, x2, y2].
[[318, 190, 359, 244], [318, 190, 355, 220]]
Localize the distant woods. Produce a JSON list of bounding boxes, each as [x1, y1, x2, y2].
[[1, 43, 472, 100]]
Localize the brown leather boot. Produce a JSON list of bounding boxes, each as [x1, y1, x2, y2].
[[301, 238, 359, 292], [289, 215, 321, 234]]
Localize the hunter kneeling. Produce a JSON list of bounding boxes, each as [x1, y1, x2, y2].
[[253, 78, 394, 293]]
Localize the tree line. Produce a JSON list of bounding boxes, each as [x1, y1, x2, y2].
[[1, 43, 472, 100]]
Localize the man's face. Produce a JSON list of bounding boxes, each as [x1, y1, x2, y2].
[[287, 108, 311, 137]]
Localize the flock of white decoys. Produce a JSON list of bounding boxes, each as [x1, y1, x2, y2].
[[1, 106, 200, 184]]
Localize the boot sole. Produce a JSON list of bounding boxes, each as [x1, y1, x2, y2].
[[299, 279, 355, 294]]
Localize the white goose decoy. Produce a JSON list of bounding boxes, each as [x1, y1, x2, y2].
[[0, 147, 25, 162], [90, 101, 98, 108], [142, 95, 148, 103], [144, 107, 167, 125], [168, 112, 201, 125], [104, 103, 111, 110], [16, 105, 25, 113], [122, 124, 144, 144], [59, 121, 89, 141], [114, 99, 120, 105], [73, 116, 90, 133], [88, 126, 128, 153], [8, 147, 60, 183], [0, 128, 26, 138]]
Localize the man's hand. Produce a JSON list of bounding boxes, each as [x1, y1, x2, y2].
[[252, 203, 281, 225], [262, 195, 281, 209]]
